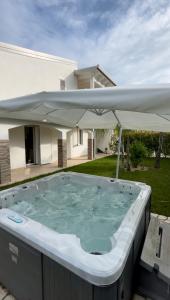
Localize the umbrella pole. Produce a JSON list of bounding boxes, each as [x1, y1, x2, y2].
[[116, 126, 123, 179], [93, 128, 95, 159]]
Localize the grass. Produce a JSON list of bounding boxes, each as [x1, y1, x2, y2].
[[0, 155, 169, 216], [66, 156, 170, 217]]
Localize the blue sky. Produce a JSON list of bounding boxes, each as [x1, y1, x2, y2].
[[0, 0, 170, 84]]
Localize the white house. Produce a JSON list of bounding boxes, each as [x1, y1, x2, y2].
[[0, 42, 116, 184]]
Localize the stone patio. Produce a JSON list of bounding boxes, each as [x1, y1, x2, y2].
[[0, 153, 108, 187], [0, 286, 15, 300], [133, 295, 150, 300]]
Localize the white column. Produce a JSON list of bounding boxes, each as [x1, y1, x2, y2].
[[90, 76, 95, 89]]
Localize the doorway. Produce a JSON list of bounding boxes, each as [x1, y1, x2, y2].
[[25, 126, 35, 165]]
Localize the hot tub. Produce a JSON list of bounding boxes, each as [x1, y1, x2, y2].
[[0, 172, 151, 300]]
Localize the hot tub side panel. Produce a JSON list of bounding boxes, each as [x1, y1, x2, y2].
[[43, 255, 94, 300], [43, 197, 151, 300], [93, 246, 134, 300], [43, 241, 133, 300], [0, 227, 43, 300]]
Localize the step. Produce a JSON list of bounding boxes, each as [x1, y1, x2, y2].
[[137, 214, 170, 300], [0, 285, 15, 300], [0, 285, 8, 300], [4, 296, 15, 300], [133, 294, 151, 300]]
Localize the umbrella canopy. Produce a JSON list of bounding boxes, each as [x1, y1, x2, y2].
[[0, 84, 170, 131]]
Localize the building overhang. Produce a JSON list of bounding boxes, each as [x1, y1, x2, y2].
[[74, 65, 116, 89]]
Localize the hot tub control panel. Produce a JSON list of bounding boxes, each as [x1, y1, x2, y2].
[[8, 214, 24, 224]]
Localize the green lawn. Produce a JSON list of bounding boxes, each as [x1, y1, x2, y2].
[[66, 156, 170, 217], [0, 156, 169, 216]]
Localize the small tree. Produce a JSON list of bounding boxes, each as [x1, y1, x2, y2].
[[109, 126, 119, 154], [130, 141, 148, 168], [162, 134, 170, 157], [109, 134, 118, 154], [123, 130, 170, 168], [126, 135, 131, 171]]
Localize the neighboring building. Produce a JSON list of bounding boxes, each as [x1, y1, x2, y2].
[[0, 42, 116, 184]]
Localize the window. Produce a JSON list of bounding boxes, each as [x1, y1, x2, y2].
[[79, 129, 83, 145], [60, 79, 66, 90], [73, 128, 83, 146]]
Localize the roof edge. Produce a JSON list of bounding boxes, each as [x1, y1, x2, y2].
[[0, 42, 77, 66], [75, 65, 116, 86], [97, 65, 116, 86]]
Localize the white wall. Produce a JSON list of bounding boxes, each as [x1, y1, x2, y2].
[[0, 42, 78, 101], [67, 129, 88, 159], [40, 126, 58, 164], [0, 124, 15, 140], [0, 43, 113, 168], [0, 43, 78, 168], [0, 119, 25, 140], [51, 129, 59, 163], [9, 126, 26, 169]]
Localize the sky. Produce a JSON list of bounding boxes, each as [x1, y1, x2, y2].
[[0, 0, 170, 85]]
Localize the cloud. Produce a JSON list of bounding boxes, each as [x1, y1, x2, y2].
[[36, 0, 77, 6], [0, 0, 170, 84]]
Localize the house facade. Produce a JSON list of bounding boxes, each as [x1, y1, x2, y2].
[[0, 42, 116, 184]]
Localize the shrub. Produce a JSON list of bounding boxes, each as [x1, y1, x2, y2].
[[109, 134, 118, 154], [123, 130, 170, 158], [130, 141, 148, 168]]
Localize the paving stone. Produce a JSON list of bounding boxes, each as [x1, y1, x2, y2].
[[133, 294, 146, 300], [151, 213, 158, 218], [0, 285, 8, 300], [165, 217, 170, 224], [4, 295, 16, 300], [158, 215, 167, 221]]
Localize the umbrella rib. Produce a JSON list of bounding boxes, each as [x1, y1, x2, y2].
[[46, 108, 60, 115], [101, 109, 111, 115], [75, 109, 88, 126], [112, 110, 122, 127], [157, 114, 170, 123], [89, 109, 110, 116]]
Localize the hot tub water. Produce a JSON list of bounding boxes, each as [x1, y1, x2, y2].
[[9, 175, 139, 254]]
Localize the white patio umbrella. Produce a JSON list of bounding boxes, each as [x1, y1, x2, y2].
[[0, 84, 170, 177]]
